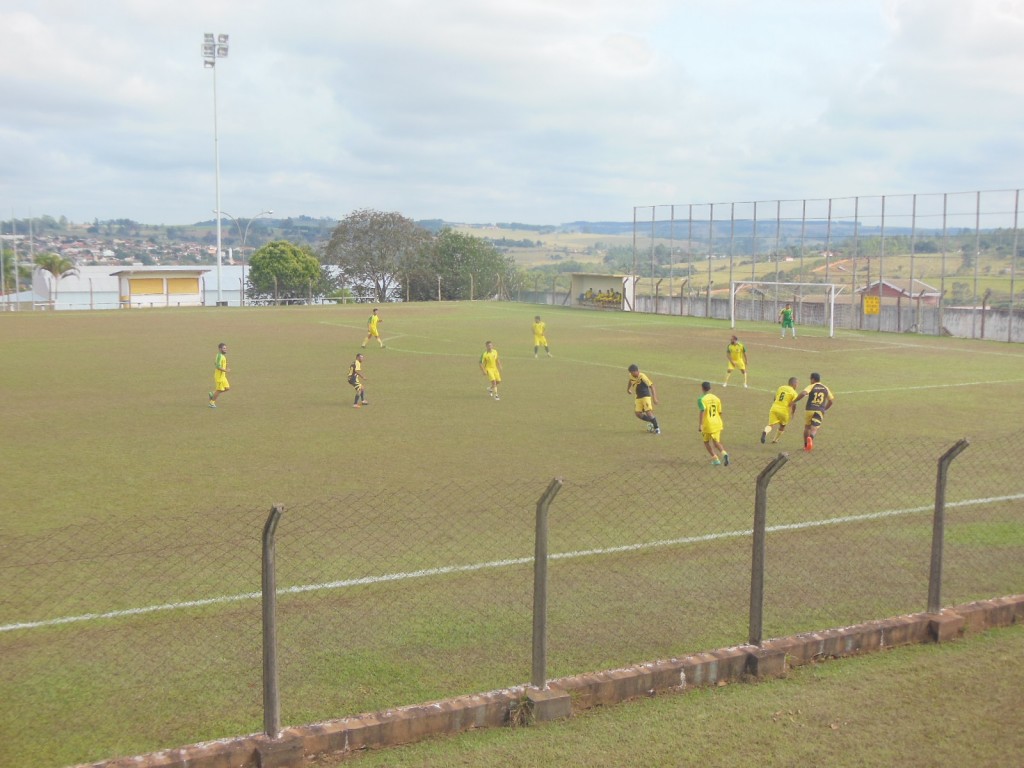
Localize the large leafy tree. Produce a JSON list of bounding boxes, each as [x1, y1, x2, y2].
[[322, 209, 432, 303], [408, 229, 518, 301], [1, 245, 14, 292], [34, 253, 78, 305], [247, 240, 329, 302]]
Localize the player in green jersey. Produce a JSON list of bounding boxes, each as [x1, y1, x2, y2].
[[779, 303, 796, 338]]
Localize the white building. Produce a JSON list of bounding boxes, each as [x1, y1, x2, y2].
[[5, 265, 247, 310]]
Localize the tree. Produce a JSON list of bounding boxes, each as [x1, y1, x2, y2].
[[323, 209, 432, 302], [1, 245, 13, 291], [34, 253, 78, 306], [1, 253, 32, 295], [406, 229, 518, 301], [247, 240, 329, 303]]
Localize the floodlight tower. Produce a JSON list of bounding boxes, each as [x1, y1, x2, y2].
[[202, 33, 229, 305]]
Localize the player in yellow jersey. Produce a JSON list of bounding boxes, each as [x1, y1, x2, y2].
[[532, 315, 552, 358], [208, 342, 230, 408], [761, 377, 799, 444], [626, 364, 660, 434], [698, 381, 729, 465], [347, 353, 368, 408], [480, 340, 502, 400], [361, 307, 385, 349], [723, 335, 748, 388], [793, 372, 835, 451]]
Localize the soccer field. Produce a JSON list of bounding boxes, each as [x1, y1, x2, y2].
[[2, 302, 1023, 767], [4, 301, 1022, 527]]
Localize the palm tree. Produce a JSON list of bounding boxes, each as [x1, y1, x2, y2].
[[34, 253, 78, 308]]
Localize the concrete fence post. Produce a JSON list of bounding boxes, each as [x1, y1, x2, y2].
[[262, 504, 285, 738], [531, 478, 563, 690], [749, 454, 789, 646], [928, 440, 970, 613]]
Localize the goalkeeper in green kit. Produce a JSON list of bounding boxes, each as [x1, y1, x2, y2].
[[779, 303, 796, 338]]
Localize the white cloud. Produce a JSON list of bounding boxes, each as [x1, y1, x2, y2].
[[0, 0, 1020, 225]]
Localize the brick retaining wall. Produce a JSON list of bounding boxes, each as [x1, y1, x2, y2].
[[81, 595, 1024, 768]]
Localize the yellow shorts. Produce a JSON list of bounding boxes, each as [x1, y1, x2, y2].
[[702, 429, 722, 443], [727, 361, 746, 372], [534, 335, 547, 346], [634, 396, 653, 414], [485, 369, 501, 384], [214, 373, 229, 392], [804, 410, 825, 427], [768, 406, 791, 427]]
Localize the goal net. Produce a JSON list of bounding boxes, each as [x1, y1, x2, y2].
[[730, 281, 843, 337]]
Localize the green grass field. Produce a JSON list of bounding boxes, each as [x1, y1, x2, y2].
[[5, 300, 1023, 522], [2, 302, 1023, 767]]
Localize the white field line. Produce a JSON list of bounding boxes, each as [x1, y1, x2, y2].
[[3, 492, 1021, 634], [843, 378, 1024, 395]]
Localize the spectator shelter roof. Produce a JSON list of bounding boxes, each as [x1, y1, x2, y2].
[[855, 278, 941, 300]]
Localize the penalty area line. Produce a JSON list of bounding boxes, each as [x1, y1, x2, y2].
[[3, 492, 1021, 634]]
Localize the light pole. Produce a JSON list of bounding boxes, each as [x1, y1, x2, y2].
[[220, 209, 273, 305], [202, 33, 229, 305]]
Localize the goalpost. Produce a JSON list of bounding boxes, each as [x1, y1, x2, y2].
[[730, 281, 843, 338]]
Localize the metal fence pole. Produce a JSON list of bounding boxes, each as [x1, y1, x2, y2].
[[749, 454, 790, 646], [928, 440, 970, 613], [262, 504, 285, 738], [531, 478, 563, 689], [1009, 189, 1019, 344]]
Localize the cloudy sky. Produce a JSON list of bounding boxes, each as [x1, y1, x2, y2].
[[1, 0, 1022, 226]]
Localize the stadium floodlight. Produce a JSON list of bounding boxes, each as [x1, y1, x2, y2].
[[202, 33, 229, 305]]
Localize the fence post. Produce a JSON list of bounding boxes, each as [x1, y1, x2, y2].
[[262, 504, 285, 738], [749, 454, 789, 646], [531, 478, 563, 689], [928, 440, 970, 613]]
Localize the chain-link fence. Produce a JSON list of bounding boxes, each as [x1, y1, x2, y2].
[[625, 189, 1024, 341], [2, 432, 1022, 767]]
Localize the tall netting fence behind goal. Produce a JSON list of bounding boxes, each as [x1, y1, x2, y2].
[[628, 190, 1024, 341]]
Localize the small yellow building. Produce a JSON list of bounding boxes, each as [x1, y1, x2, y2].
[[113, 269, 209, 308]]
